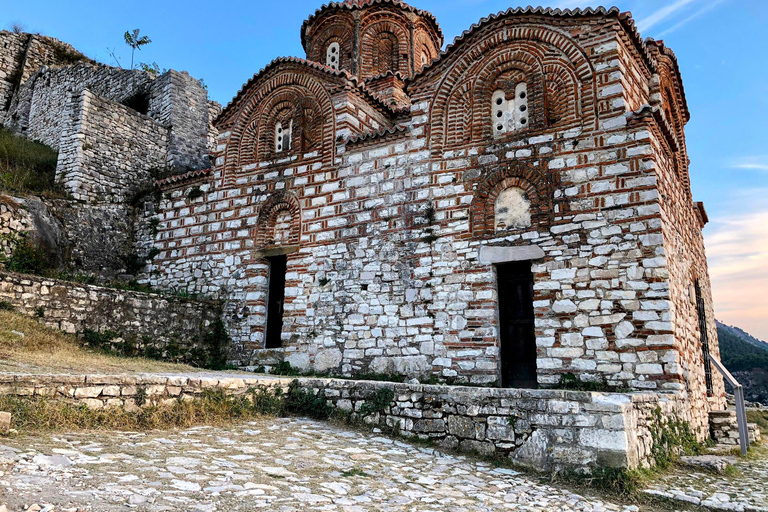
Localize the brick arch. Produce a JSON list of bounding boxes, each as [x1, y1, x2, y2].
[[254, 89, 325, 159], [469, 50, 544, 139], [428, 24, 596, 151], [307, 23, 354, 70], [542, 61, 579, 127], [471, 163, 554, 237], [359, 19, 410, 78], [225, 67, 337, 175], [255, 191, 301, 247]]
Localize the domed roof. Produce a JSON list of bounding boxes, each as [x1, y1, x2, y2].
[[301, 0, 443, 51]]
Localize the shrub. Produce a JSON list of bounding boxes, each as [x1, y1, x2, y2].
[[283, 379, 331, 420], [359, 387, 394, 416], [0, 233, 54, 274], [271, 361, 302, 376]]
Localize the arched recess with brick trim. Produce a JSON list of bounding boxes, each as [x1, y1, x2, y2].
[[306, 18, 355, 72], [255, 191, 302, 248], [224, 64, 339, 175], [424, 24, 596, 151], [359, 18, 411, 78], [470, 163, 555, 238]]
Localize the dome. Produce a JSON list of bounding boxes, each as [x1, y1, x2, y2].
[[301, 0, 443, 80]]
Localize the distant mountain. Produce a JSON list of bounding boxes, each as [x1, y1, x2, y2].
[[716, 320, 768, 405]]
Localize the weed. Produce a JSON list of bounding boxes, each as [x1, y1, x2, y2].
[[0, 233, 55, 274], [146, 247, 161, 260], [648, 407, 701, 469], [148, 217, 161, 236], [359, 387, 394, 417], [34, 306, 45, 318], [271, 361, 302, 376], [283, 379, 331, 420], [186, 186, 203, 201], [0, 301, 14, 311], [318, 276, 330, 286], [552, 373, 631, 393], [341, 468, 370, 477]]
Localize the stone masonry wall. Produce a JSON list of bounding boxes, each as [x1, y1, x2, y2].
[[56, 90, 168, 203], [0, 372, 688, 472], [0, 271, 221, 361]]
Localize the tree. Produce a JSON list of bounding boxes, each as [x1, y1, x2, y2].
[[123, 29, 151, 69]]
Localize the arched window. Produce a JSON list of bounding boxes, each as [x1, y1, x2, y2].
[[492, 83, 529, 137], [495, 187, 532, 231], [275, 120, 292, 153], [326, 42, 340, 70]]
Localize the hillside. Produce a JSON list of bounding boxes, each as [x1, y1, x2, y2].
[[717, 320, 768, 404]]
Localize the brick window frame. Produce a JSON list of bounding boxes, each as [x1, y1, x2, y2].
[[255, 192, 302, 248], [471, 163, 554, 238]]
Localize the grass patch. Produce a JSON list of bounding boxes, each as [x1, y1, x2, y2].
[[341, 468, 370, 477], [0, 382, 328, 434], [747, 409, 768, 437], [0, 309, 202, 374], [0, 127, 62, 196]]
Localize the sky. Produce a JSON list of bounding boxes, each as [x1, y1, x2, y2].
[[2, 0, 767, 340]]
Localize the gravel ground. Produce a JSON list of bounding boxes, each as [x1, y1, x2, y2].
[[0, 417, 643, 512]]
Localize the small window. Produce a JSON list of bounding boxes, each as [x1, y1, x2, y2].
[[275, 120, 292, 153], [492, 83, 528, 137], [326, 42, 340, 70]]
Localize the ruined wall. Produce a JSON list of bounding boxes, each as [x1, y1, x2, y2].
[[0, 31, 91, 121], [149, 70, 214, 172], [0, 372, 688, 472], [0, 271, 221, 361], [3, 63, 153, 148], [56, 90, 168, 203]]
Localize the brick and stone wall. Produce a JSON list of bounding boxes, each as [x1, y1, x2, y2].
[[0, 271, 221, 359], [0, 372, 689, 472], [145, 6, 724, 440]]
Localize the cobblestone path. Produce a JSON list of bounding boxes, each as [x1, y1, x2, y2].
[[0, 417, 642, 512], [644, 452, 768, 511]]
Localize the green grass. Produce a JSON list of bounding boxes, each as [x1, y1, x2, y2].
[[0, 127, 61, 196]]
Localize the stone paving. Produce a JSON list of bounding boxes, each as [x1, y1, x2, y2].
[[0, 417, 643, 512], [644, 450, 768, 512]]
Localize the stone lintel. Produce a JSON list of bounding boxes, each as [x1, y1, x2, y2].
[[256, 245, 300, 258], [478, 245, 545, 265]]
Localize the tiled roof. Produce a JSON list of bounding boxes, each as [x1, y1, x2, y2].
[[301, 0, 443, 50], [156, 168, 212, 187], [408, 7, 659, 87], [342, 124, 407, 144], [216, 56, 406, 127]]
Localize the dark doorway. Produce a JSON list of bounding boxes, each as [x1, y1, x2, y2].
[[694, 279, 714, 396], [497, 261, 537, 388], [265, 255, 287, 349]]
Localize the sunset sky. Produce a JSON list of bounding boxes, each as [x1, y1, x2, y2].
[[3, 0, 767, 339]]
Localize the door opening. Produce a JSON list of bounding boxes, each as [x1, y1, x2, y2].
[[265, 255, 287, 349], [694, 279, 714, 396], [497, 261, 537, 388]]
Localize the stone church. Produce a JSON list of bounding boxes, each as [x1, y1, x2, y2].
[[147, 0, 723, 422]]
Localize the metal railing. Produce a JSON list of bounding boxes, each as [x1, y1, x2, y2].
[[709, 354, 749, 455]]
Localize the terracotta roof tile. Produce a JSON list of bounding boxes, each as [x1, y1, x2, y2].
[[156, 168, 212, 187]]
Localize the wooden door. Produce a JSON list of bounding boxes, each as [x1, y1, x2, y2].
[[497, 261, 537, 388]]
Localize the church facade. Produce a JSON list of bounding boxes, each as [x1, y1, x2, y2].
[[151, 1, 724, 429]]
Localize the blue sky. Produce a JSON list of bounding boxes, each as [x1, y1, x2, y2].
[[3, 0, 767, 339]]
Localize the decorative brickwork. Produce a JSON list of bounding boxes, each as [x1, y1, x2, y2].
[[143, 4, 725, 439]]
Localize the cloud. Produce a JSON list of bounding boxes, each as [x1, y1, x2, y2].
[[636, 0, 698, 32], [658, 0, 728, 36], [730, 156, 768, 172], [706, 208, 768, 341]]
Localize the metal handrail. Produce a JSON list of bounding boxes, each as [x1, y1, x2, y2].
[[709, 354, 749, 455]]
